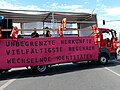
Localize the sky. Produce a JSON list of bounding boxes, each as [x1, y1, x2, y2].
[[0, 0, 120, 34]]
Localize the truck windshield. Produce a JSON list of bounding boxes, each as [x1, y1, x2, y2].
[[102, 31, 112, 40], [111, 30, 117, 39]]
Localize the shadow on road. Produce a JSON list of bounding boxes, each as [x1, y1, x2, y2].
[[0, 60, 120, 81]]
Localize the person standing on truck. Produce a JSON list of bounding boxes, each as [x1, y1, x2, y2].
[[31, 30, 39, 38], [45, 30, 51, 37]]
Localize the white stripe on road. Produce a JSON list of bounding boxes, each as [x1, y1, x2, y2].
[[0, 79, 16, 90], [104, 67, 120, 77], [0, 70, 24, 90]]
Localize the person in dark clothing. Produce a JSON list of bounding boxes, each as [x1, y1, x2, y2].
[[45, 30, 51, 37], [31, 31, 39, 38]]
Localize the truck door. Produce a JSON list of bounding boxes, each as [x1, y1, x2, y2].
[[101, 31, 112, 48]]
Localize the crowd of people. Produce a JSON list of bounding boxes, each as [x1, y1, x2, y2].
[[0, 26, 64, 39], [31, 30, 52, 38]]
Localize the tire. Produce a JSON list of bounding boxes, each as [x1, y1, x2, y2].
[[32, 65, 48, 73], [98, 54, 109, 65]]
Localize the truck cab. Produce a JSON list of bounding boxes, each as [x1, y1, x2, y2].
[[93, 26, 118, 64]]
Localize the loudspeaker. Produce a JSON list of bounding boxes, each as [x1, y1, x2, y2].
[[1, 31, 11, 38], [2, 19, 13, 29], [2, 19, 7, 29], [8, 19, 12, 29]]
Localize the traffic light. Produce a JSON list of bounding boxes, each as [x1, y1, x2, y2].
[[103, 20, 105, 25]]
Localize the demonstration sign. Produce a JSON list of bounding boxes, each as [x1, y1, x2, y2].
[[0, 36, 99, 69]]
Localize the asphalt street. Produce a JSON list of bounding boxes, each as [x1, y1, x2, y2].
[[0, 57, 120, 90]]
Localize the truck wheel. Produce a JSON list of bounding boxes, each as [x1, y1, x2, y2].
[[99, 54, 108, 65], [32, 65, 48, 73]]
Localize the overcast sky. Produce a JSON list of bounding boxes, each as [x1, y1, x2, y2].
[[0, 0, 120, 34]]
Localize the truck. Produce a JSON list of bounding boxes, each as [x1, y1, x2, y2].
[[0, 10, 118, 73]]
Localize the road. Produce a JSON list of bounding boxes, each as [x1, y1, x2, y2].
[[0, 57, 120, 90]]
